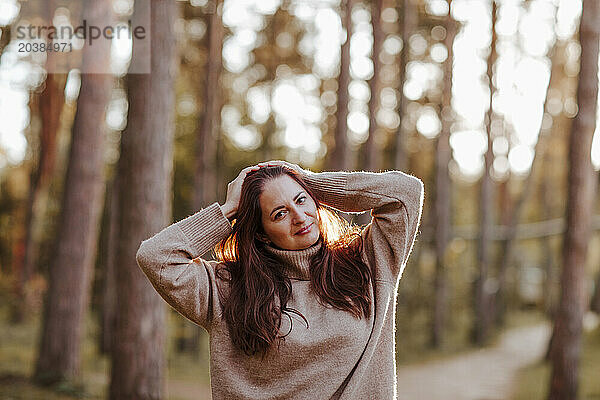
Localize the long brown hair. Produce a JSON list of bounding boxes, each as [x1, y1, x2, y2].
[[214, 166, 372, 357]]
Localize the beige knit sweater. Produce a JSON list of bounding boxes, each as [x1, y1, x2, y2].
[[136, 170, 424, 400]]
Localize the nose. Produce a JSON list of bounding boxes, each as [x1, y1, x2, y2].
[[290, 206, 307, 224]]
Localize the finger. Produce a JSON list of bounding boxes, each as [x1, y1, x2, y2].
[[239, 166, 256, 176], [263, 160, 284, 167]]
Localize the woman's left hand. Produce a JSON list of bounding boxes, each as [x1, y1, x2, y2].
[[256, 160, 306, 175]]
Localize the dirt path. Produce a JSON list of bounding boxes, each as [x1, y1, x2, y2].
[[396, 323, 551, 400]]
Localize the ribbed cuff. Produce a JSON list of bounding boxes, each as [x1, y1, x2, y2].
[[176, 202, 233, 256], [302, 172, 349, 210]]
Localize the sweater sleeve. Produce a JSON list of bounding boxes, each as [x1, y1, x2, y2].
[[302, 170, 424, 282], [136, 202, 233, 331]]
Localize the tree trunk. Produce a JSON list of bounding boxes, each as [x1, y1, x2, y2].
[[473, 0, 497, 346], [216, 95, 227, 203], [34, 0, 112, 383], [261, 113, 276, 161], [430, 10, 456, 349], [193, 0, 223, 212], [394, 0, 417, 172], [109, 1, 178, 398], [541, 177, 556, 318], [493, 177, 511, 321], [543, 159, 557, 359], [591, 173, 600, 315], [0, 25, 11, 55], [12, 0, 65, 323], [100, 174, 119, 354], [356, 0, 384, 226], [260, 14, 278, 162], [13, 76, 64, 323], [362, 0, 384, 172], [328, 0, 353, 171], [190, 0, 224, 355], [548, 2, 600, 399], [591, 271, 600, 314]]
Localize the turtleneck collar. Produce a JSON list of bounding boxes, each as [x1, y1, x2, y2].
[[264, 240, 322, 280]]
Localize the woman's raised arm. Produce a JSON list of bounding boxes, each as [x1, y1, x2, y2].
[[136, 203, 232, 330], [306, 169, 424, 283], [136, 165, 260, 330]]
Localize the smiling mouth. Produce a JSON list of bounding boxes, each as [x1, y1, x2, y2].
[[295, 223, 313, 235]]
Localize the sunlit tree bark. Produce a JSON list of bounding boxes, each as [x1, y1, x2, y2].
[[0, 26, 11, 55], [362, 0, 383, 171], [592, 167, 600, 315], [540, 170, 556, 318], [13, 0, 65, 321], [194, 0, 223, 212], [188, 0, 224, 355], [328, 0, 353, 171], [591, 270, 600, 314], [548, 1, 600, 398], [431, 8, 457, 349], [100, 174, 119, 354], [13, 76, 63, 323], [109, 1, 178, 398], [34, 0, 112, 383], [394, 0, 417, 172], [473, 0, 497, 346]]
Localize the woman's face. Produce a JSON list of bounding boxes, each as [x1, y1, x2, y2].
[[259, 175, 320, 250]]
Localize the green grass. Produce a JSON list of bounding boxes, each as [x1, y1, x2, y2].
[[0, 306, 106, 399], [512, 327, 600, 400], [0, 306, 211, 399]]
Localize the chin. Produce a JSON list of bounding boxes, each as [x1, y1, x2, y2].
[[295, 231, 320, 250]]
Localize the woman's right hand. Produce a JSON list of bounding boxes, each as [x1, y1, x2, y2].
[[220, 164, 262, 220]]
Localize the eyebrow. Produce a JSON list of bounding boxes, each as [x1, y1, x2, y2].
[[270, 191, 305, 217]]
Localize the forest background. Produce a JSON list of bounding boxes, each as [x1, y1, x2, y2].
[[0, 0, 600, 399]]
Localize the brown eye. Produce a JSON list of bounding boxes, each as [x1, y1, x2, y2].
[[297, 196, 306, 204]]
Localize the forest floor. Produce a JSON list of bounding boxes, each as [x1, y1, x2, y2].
[[4, 312, 598, 400]]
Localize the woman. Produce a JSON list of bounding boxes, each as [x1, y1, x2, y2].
[[136, 160, 424, 400]]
